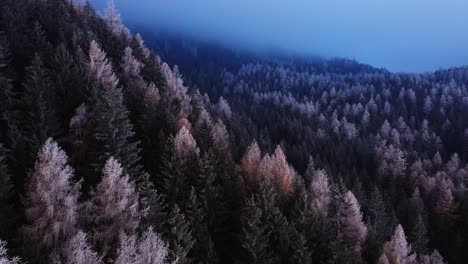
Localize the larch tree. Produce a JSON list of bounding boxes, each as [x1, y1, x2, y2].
[[87, 40, 142, 182], [241, 140, 262, 185], [22, 138, 80, 261], [86, 157, 140, 256]]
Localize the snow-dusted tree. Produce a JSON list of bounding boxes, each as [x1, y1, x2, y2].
[[88, 40, 142, 181], [160, 63, 191, 118], [338, 191, 367, 253], [211, 119, 230, 155], [120, 47, 143, 79], [434, 178, 456, 215], [0, 240, 21, 264], [104, 0, 124, 35], [135, 33, 150, 59], [216, 96, 232, 119], [424, 96, 433, 114], [62, 231, 102, 264], [419, 250, 446, 264], [88, 40, 118, 90], [137, 227, 169, 264], [22, 138, 80, 259], [174, 125, 199, 163], [379, 225, 417, 264], [309, 169, 331, 218], [115, 227, 169, 264], [86, 157, 140, 255]]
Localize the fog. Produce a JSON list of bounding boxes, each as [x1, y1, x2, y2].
[[90, 0, 468, 73]]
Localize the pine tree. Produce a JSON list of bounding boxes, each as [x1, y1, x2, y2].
[[165, 205, 194, 264], [0, 145, 15, 239], [21, 55, 60, 162], [240, 196, 273, 264], [22, 138, 80, 261], [85, 157, 140, 256], [364, 186, 393, 262], [408, 188, 429, 254], [87, 40, 142, 183]]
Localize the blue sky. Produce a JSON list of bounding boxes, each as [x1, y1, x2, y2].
[[90, 0, 468, 73]]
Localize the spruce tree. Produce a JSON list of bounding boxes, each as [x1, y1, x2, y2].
[[87, 40, 142, 184]]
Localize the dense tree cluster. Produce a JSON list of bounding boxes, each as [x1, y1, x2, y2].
[[0, 0, 466, 263]]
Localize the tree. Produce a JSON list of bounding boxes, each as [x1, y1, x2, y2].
[[0, 145, 14, 239], [87, 40, 142, 183], [165, 205, 194, 264], [115, 227, 169, 264], [240, 196, 273, 264], [309, 168, 331, 219], [86, 157, 140, 256], [62, 231, 102, 264], [22, 138, 80, 261], [0, 240, 21, 264], [104, 0, 123, 35], [216, 96, 232, 119], [408, 189, 429, 254], [21, 55, 60, 161], [338, 191, 367, 255], [379, 225, 417, 264], [174, 125, 199, 163], [241, 140, 262, 186]]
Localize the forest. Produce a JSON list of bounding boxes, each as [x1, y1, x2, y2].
[[1, 0, 468, 263]]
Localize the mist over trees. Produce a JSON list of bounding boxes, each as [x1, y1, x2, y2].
[[0, 0, 467, 263]]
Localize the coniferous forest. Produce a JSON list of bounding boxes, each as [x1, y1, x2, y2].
[[1, 0, 468, 263]]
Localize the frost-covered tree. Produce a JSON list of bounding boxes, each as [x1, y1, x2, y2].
[[104, 0, 124, 35], [379, 225, 417, 264], [115, 227, 168, 264], [338, 191, 367, 254], [216, 96, 232, 119], [241, 140, 262, 185], [309, 169, 331, 218], [121, 47, 143, 79], [22, 138, 80, 260], [0, 240, 21, 264], [211, 119, 230, 155], [86, 157, 140, 255], [62, 231, 102, 264], [174, 125, 199, 163]]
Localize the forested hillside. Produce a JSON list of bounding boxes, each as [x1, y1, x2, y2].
[[0, 0, 467, 263]]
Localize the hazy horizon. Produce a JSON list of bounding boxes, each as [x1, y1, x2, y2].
[[90, 0, 468, 73]]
